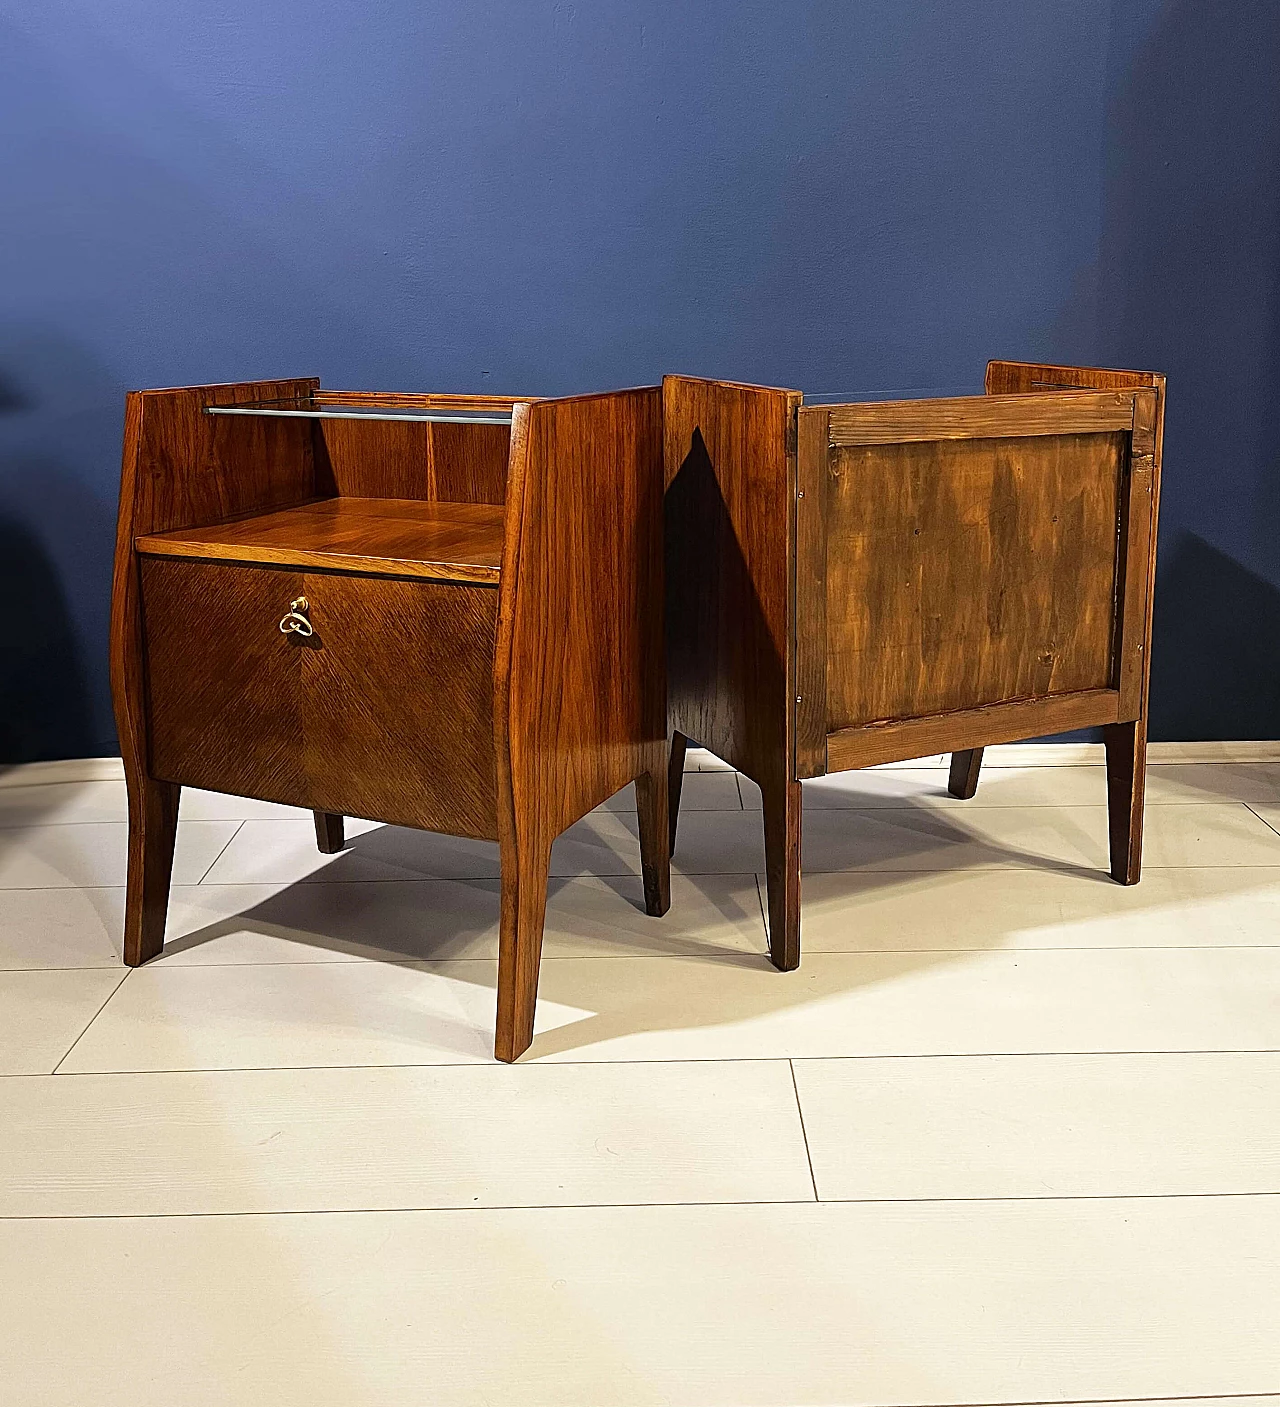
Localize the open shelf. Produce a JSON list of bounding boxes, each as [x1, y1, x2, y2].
[[204, 393, 516, 425], [135, 498, 506, 585]]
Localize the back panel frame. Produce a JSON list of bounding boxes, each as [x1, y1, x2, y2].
[[794, 387, 1158, 777]]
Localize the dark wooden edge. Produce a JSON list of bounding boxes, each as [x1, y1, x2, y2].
[[826, 390, 1138, 445], [493, 400, 535, 853], [110, 391, 150, 802], [793, 406, 829, 778], [1113, 405, 1157, 718], [826, 689, 1122, 772]]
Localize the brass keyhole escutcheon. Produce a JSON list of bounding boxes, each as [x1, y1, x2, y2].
[[278, 596, 314, 637]]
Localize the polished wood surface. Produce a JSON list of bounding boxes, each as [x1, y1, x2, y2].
[[143, 558, 501, 839], [137, 498, 506, 584], [495, 388, 669, 1060], [824, 430, 1125, 728], [314, 409, 513, 505], [662, 375, 801, 969], [113, 378, 668, 1063]]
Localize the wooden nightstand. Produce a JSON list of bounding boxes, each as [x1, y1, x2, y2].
[[663, 361, 1165, 967], [111, 380, 669, 1061]]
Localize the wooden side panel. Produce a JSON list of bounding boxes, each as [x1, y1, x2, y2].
[[142, 559, 499, 838], [129, 380, 325, 537], [496, 387, 666, 846], [661, 376, 800, 786], [824, 431, 1126, 729]]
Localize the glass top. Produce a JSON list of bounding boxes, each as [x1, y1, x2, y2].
[[204, 395, 514, 425]]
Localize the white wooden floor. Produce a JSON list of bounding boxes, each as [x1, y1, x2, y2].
[[2, 743, 1279, 1406]]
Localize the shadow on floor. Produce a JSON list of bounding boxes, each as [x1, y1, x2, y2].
[[142, 767, 1279, 1059]]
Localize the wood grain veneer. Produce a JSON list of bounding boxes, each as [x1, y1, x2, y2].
[[495, 387, 669, 1060], [137, 498, 506, 584]]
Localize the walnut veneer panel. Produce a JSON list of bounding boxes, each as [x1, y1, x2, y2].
[[142, 558, 498, 839], [137, 498, 505, 584], [313, 416, 511, 504], [494, 387, 669, 1059], [824, 431, 1125, 730]]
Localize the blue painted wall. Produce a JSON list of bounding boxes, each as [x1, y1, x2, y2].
[[2, 1, 1276, 759]]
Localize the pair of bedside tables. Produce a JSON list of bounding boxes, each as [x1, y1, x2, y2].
[[111, 362, 1163, 1060]]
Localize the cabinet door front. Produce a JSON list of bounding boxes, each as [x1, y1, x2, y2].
[[299, 572, 499, 838], [141, 558, 499, 838], [143, 557, 306, 802]]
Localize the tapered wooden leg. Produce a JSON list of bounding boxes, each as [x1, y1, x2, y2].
[[122, 776, 180, 966], [761, 775, 802, 971], [948, 748, 984, 800], [312, 811, 345, 854], [1104, 719, 1147, 884], [667, 730, 688, 855], [635, 759, 672, 917], [495, 835, 552, 1063]]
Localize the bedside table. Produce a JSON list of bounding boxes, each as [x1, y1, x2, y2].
[[663, 361, 1165, 968], [111, 380, 669, 1061]]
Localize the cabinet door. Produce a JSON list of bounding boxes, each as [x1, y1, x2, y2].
[[299, 572, 499, 838], [143, 558, 306, 801], [142, 559, 500, 838]]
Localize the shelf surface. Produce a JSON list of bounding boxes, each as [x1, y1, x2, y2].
[[205, 394, 515, 425], [136, 498, 506, 585]]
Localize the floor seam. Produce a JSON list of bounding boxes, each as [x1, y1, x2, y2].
[[9, 861, 1280, 892], [11, 1047, 1280, 1081], [195, 819, 246, 884], [49, 970, 130, 1075], [12, 937, 1280, 977], [4, 1189, 1280, 1223], [789, 1058, 820, 1201]]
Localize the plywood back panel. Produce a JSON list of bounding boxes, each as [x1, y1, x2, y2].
[[824, 430, 1126, 729]]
